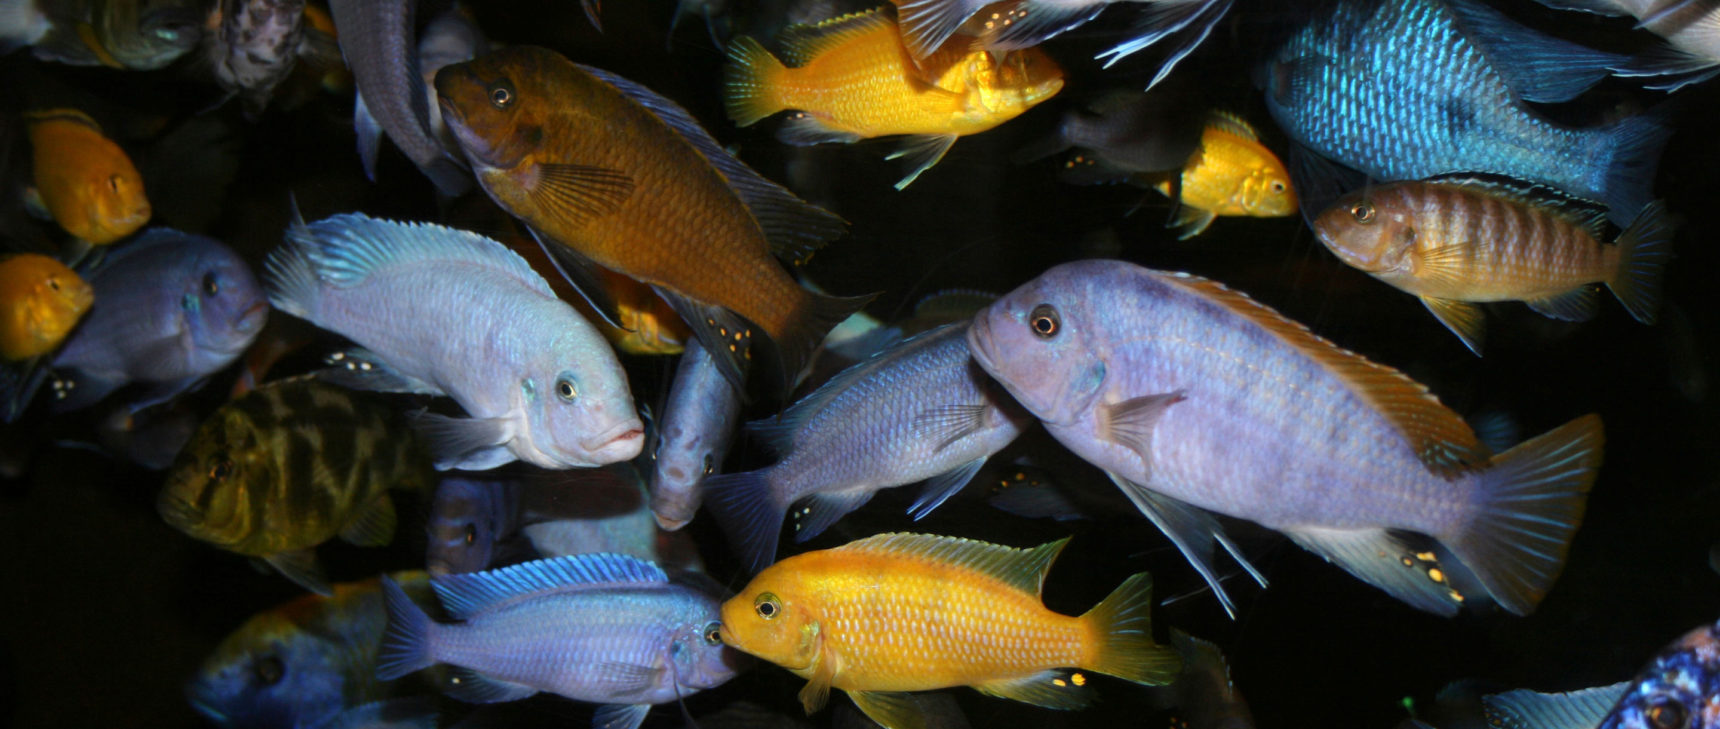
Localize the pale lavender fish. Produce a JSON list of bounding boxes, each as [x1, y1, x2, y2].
[[703, 322, 1032, 572], [377, 553, 743, 729], [264, 213, 643, 471], [649, 340, 743, 531], [328, 0, 467, 195], [967, 260, 1604, 618], [426, 473, 522, 576]]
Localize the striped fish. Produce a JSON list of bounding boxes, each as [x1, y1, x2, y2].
[[158, 378, 435, 595]]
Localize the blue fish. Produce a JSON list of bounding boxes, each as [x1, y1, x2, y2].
[[649, 340, 743, 531], [426, 473, 523, 576], [1262, 0, 1671, 225], [1482, 617, 1720, 728], [377, 553, 743, 729]]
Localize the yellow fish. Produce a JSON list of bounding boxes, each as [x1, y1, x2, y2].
[[0, 253, 95, 361], [1153, 112, 1296, 239], [718, 532, 1180, 729], [724, 8, 1064, 189], [24, 109, 151, 246]]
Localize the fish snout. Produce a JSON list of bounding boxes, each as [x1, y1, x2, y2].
[[234, 301, 269, 335], [966, 314, 999, 374], [156, 493, 204, 532], [583, 419, 645, 463]]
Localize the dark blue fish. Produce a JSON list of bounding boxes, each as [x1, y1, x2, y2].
[[426, 473, 523, 576], [1483, 618, 1720, 729], [649, 340, 743, 531]]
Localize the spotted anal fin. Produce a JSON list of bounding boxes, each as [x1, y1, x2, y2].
[[794, 489, 875, 543], [1283, 527, 1465, 616], [1523, 287, 1600, 322], [847, 691, 928, 729], [339, 495, 398, 547], [1481, 683, 1630, 729], [317, 348, 444, 395], [777, 113, 864, 146], [528, 227, 626, 330], [265, 548, 332, 596], [987, 2, 1106, 50], [1420, 296, 1487, 357], [887, 134, 960, 190], [1107, 473, 1262, 619], [1100, 391, 1185, 471], [974, 669, 1096, 709], [651, 285, 753, 393], [442, 666, 539, 703]]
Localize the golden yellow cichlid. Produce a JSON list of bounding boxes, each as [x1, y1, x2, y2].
[[1152, 112, 1296, 239], [717, 532, 1180, 729], [724, 8, 1064, 189], [0, 253, 95, 361], [24, 109, 152, 245]]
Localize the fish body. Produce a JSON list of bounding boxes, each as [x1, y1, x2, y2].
[[31, 0, 203, 69], [516, 465, 706, 574], [208, 0, 311, 116], [263, 213, 642, 472], [1151, 112, 1296, 238], [157, 378, 436, 595], [967, 260, 1605, 617], [0, 253, 94, 361], [717, 533, 1180, 729], [1482, 618, 1720, 729], [1264, 0, 1669, 225], [1312, 179, 1674, 355], [426, 473, 522, 576], [24, 109, 151, 245], [185, 572, 435, 729], [598, 267, 690, 356], [704, 323, 1032, 572], [377, 553, 743, 728], [649, 340, 743, 530], [435, 45, 862, 396], [724, 9, 1064, 188]]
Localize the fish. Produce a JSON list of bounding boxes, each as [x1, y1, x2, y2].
[[0, 0, 51, 52], [1015, 89, 1206, 177], [1152, 112, 1296, 238], [435, 45, 865, 397], [376, 553, 744, 729], [723, 8, 1065, 189], [1312, 178, 1676, 355], [966, 259, 1606, 618], [595, 267, 690, 356], [23, 108, 151, 246], [426, 473, 523, 576], [517, 465, 707, 575], [0, 253, 94, 361], [716, 532, 1182, 729], [1534, 0, 1720, 91], [985, 461, 1088, 521], [157, 378, 437, 595], [704, 322, 1033, 572], [185, 572, 438, 729], [206, 0, 329, 116], [413, 4, 487, 153], [1481, 617, 1720, 729], [1263, 0, 1671, 226], [328, 0, 469, 196], [30, 0, 203, 69], [263, 212, 642, 472], [649, 339, 744, 531], [1151, 630, 1255, 729]]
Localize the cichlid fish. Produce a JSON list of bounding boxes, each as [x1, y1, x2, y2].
[[377, 553, 744, 729], [185, 572, 437, 729], [264, 212, 642, 472], [704, 322, 1033, 572], [517, 465, 707, 575], [24, 108, 151, 246], [30, 0, 203, 69], [0, 253, 94, 361], [1313, 179, 1676, 355], [594, 267, 690, 356], [717, 533, 1181, 729], [1481, 617, 1720, 729], [426, 473, 523, 577], [0, 0, 51, 52], [967, 260, 1606, 618], [206, 0, 334, 116], [649, 340, 743, 531], [1152, 112, 1296, 238], [158, 378, 437, 595], [723, 8, 1065, 189], [1263, 0, 1670, 226], [1534, 0, 1720, 91], [435, 45, 865, 397], [1152, 630, 1255, 729]]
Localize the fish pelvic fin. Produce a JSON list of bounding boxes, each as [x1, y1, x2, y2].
[[1448, 413, 1604, 616], [702, 468, 784, 572], [723, 36, 787, 128], [1596, 106, 1675, 227], [377, 575, 437, 681], [1081, 572, 1180, 686], [1606, 199, 1677, 325]]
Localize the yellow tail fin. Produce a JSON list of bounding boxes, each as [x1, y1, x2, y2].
[[723, 36, 787, 127], [1081, 572, 1181, 685]]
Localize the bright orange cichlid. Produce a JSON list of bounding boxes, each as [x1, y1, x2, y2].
[[24, 109, 151, 246], [434, 45, 867, 396], [724, 8, 1064, 189], [1154, 112, 1295, 239], [0, 253, 95, 361], [718, 532, 1180, 729]]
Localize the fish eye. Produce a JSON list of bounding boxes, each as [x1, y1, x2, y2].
[[556, 377, 577, 401], [754, 592, 780, 620], [463, 523, 477, 545], [489, 82, 516, 109], [702, 621, 722, 645], [1646, 699, 1688, 729], [252, 654, 284, 686], [47, 277, 60, 291], [1271, 181, 1286, 194], [203, 273, 220, 296], [108, 174, 120, 193], [1029, 304, 1059, 339], [1350, 201, 1376, 224], [702, 453, 714, 475], [209, 457, 233, 481]]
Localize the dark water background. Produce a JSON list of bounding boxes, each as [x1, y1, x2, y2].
[[2, 0, 1718, 727]]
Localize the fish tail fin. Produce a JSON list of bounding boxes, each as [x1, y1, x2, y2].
[[702, 469, 785, 572], [376, 576, 437, 681], [1080, 572, 1182, 686], [1606, 199, 1676, 325], [1597, 107, 1674, 225], [768, 289, 878, 397], [1446, 414, 1604, 616], [723, 36, 786, 127]]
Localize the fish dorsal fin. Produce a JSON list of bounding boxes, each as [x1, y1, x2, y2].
[[1163, 272, 1488, 476], [576, 63, 847, 265], [839, 532, 1070, 597], [1424, 173, 1609, 236], [22, 108, 102, 131], [912, 289, 999, 321], [1204, 111, 1259, 142], [778, 8, 896, 68], [1482, 683, 1630, 729], [280, 213, 556, 298], [430, 553, 667, 619]]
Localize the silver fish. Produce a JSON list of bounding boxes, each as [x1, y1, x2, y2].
[[649, 340, 743, 531]]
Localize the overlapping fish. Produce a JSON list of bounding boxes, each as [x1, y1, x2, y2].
[[1482, 617, 1720, 729], [23, 108, 151, 246], [0, 253, 93, 361], [649, 340, 743, 531]]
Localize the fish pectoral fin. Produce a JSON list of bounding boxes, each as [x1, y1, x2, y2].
[[442, 666, 540, 703], [974, 669, 1096, 709], [1419, 297, 1487, 357], [908, 457, 987, 521], [528, 163, 636, 229], [316, 348, 445, 395], [596, 661, 667, 693], [593, 703, 652, 729], [1100, 391, 1185, 473], [777, 113, 864, 147], [648, 286, 752, 394], [1282, 526, 1464, 617], [264, 548, 332, 596], [1107, 473, 1263, 619], [527, 226, 628, 330], [910, 403, 991, 452], [797, 637, 838, 714], [1523, 287, 1600, 322], [793, 489, 876, 544], [885, 134, 959, 191], [1169, 205, 1216, 239], [339, 496, 398, 547], [1481, 683, 1631, 729], [21, 186, 49, 221], [846, 691, 929, 729], [410, 412, 515, 471]]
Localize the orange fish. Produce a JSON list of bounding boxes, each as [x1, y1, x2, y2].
[[434, 45, 867, 397], [0, 253, 95, 361], [1154, 112, 1296, 238], [717, 533, 1180, 729], [724, 8, 1064, 189], [24, 109, 152, 246]]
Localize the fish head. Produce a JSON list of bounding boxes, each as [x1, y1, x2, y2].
[[1313, 190, 1421, 281], [718, 572, 821, 672], [17, 255, 93, 352], [1599, 621, 1720, 729], [159, 407, 272, 547], [975, 48, 1065, 117], [1237, 158, 1298, 219], [425, 476, 507, 575], [75, 144, 152, 246], [648, 417, 723, 530], [434, 47, 555, 174], [186, 600, 349, 729], [527, 336, 645, 468], [177, 241, 270, 366], [967, 265, 1108, 427], [667, 611, 748, 692], [105, 2, 203, 70]]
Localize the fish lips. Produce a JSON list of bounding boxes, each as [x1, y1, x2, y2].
[[581, 419, 645, 464], [965, 313, 1002, 380]]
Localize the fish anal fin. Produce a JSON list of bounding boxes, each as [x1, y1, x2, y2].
[[974, 669, 1095, 709], [985, 2, 1105, 51], [847, 691, 928, 729], [1169, 206, 1216, 239], [1421, 296, 1488, 359], [264, 548, 331, 596], [442, 666, 539, 703], [318, 349, 444, 395], [1524, 286, 1600, 322], [650, 286, 752, 393], [594, 703, 652, 729], [339, 495, 398, 547], [777, 112, 865, 147], [836, 532, 1068, 597], [793, 489, 875, 543], [1283, 526, 1464, 616]]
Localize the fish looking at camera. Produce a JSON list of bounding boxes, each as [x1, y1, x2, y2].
[[717, 532, 1181, 729], [0, 253, 94, 361], [724, 8, 1065, 190], [1481, 617, 1720, 729], [649, 339, 743, 531], [1312, 178, 1675, 356], [264, 212, 642, 472], [30, 0, 203, 69], [23, 108, 151, 245], [435, 45, 865, 399], [206, 0, 340, 116], [425, 473, 522, 577], [1533, 0, 1720, 92], [967, 259, 1605, 618], [158, 378, 437, 595]]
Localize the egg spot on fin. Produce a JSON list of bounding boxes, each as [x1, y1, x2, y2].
[[975, 669, 1095, 709]]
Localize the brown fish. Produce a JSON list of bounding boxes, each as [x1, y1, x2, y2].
[[434, 45, 869, 397]]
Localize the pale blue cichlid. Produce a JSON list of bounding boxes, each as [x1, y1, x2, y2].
[[648, 339, 743, 531]]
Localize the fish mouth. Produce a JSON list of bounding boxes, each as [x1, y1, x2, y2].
[[183, 681, 228, 723], [966, 315, 999, 375], [583, 421, 645, 463], [157, 494, 203, 532], [234, 302, 269, 334]]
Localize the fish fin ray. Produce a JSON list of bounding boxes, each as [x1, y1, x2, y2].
[[1107, 473, 1254, 618], [975, 669, 1095, 708], [596, 663, 666, 693], [763, 288, 879, 400], [1082, 571, 1181, 684], [1481, 683, 1631, 729], [1444, 0, 1624, 103], [1420, 296, 1488, 358], [1283, 527, 1464, 616], [269, 212, 555, 297], [1100, 391, 1185, 472], [1605, 199, 1676, 324], [594, 704, 652, 729], [908, 457, 986, 521], [886, 134, 959, 190], [1203, 110, 1259, 142], [315, 348, 445, 395], [988, 483, 1086, 521], [847, 691, 927, 729], [265, 548, 331, 596], [703, 470, 784, 572], [986, 2, 1105, 50], [527, 163, 635, 228], [377, 575, 435, 679], [1169, 206, 1216, 239], [799, 636, 837, 713], [777, 113, 865, 146], [411, 412, 515, 471], [1597, 106, 1674, 227], [895, 0, 983, 59], [778, 8, 896, 66], [723, 36, 788, 127], [442, 667, 539, 703], [530, 227, 627, 329], [1523, 287, 1601, 322], [354, 92, 381, 182], [837, 532, 1068, 597], [1097, 0, 1232, 72], [794, 489, 875, 543], [339, 496, 398, 547], [911, 403, 991, 452], [650, 286, 752, 393], [1613, 45, 1720, 92], [431, 553, 667, 619]]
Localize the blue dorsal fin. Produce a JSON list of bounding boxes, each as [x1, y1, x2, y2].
[[429, 553, 668, 619], [1443, 0, 1625, 104], [575, 64, 847, 265], [274, 213, 556, 297], [840, 532, 1070, 597], [1424, 173, 1609, 235]]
